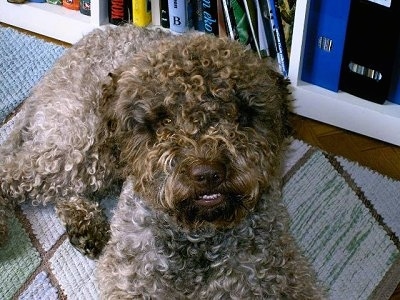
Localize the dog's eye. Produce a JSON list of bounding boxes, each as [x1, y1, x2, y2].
[[162, 118, 172, 126], [238, 114, 252, 127], [237, 107, 256, 128], [145, 106, 172, 130]]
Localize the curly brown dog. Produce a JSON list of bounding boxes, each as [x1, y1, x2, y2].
[[0, 25, 323, 298]]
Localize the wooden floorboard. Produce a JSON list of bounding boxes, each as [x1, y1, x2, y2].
[[3, 22, 400, 299], [291, 114, 400, 181]]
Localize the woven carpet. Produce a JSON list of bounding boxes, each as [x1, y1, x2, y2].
[[1, 25, 400, 300]]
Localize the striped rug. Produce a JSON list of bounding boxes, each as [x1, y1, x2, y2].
[[1, 25, 400, 300]]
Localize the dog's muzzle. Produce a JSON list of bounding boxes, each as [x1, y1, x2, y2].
[[174, 160, 249, 227], [189, 161, 226, 207]]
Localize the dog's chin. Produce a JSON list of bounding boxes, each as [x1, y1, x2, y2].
[[175, 193, 251, 229]]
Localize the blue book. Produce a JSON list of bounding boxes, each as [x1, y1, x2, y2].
[[193, 0, 205, 31], [301, 0, 351, 92], [264, 0, 289, 78], [202, 0, 219, 35]]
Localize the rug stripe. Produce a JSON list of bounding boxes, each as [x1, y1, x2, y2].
[[326, 154, 400, 250], [12, 207, 67, 299], [337, 156, 400, 239]]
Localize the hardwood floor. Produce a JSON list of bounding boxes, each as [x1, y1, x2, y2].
[[291, 114, 400, 181], [3, 22, 400, 299]]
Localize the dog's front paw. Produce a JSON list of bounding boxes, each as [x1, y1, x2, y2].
[[56, 197, 111, 259], [66, 220, 110, 259]]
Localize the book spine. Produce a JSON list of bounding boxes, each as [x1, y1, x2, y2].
[[264, 0, 289, 77], [256, 0, 275, 57], [160, 0, 170, 28], [202, 0, 218, 35], [243, 0, 261, 57], [217, 0, 227, 37], [63, 0, 80, 10], [222, 0, 235, 39], [109, 0, 133, 24], [168, 0, 190, 33], [132, 0, 152, 27], [193, 0, 205, 31], [151, 0, 161, 26], [230, 0, 251, 45], [80, 0, 91, 16]]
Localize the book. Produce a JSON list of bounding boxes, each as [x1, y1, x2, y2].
[[80, 0, 91, 16], [193, 0, 205, 31], [160, 0, 170, 28], [132, 0, 152, 27], [276, 0, 296, 55], [257, 0, 276, 58], [230, 0, 251, 46], [202, 0, 219, 35], [301, 0, 351, 92], [264, 0, 289, 77], [63, 0, 79, 10], [222, 0, 236, 40], [168, 0, 191, 33], [243, 0, 261, 57], [151, 0, 161, 26], [109, 0, 132, 25], [217, 0, 227, 37]]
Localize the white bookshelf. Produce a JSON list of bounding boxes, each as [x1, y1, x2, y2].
[[0, 0, 108, 44], [289, 0, 400, 146], [1, 0, 399, 145]]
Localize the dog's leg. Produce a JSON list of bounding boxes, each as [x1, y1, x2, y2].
[[0, 136, 112, 257], [56, 197, 110, 259]]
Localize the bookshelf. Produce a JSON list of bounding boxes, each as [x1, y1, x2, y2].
[[0, 1, 108, 44], [289, 0, 400, 146], [1, 0, 399, 145]]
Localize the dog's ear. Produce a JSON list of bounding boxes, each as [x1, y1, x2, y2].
[[99, 72, 120, 132], [100, 71, 146, 133], [275, 74, 293, 139], [101, 70, 167, 135], [245, 66, 293, 141]]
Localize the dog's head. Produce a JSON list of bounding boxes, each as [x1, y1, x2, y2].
[[100, 32, 291, 230]]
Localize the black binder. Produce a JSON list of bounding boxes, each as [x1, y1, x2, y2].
[[339, 0, 400, 104]]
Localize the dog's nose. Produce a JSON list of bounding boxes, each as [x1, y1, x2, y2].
[[189, 162, 226, 188]]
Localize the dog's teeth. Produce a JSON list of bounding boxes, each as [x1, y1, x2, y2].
[[200, 194, 221, 200]]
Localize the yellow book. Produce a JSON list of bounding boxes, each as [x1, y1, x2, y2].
[[132, 0, 152, 27]]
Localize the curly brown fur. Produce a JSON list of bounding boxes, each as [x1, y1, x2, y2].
[[0, 25, 323, 297], [0, 25, 170, 257]]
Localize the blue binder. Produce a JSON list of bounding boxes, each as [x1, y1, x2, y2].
[[388, 41, 400, 104], [301, 0, 351, 92]]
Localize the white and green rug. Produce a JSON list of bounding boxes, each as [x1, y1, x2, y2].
[[1, 25, 400, 300]]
